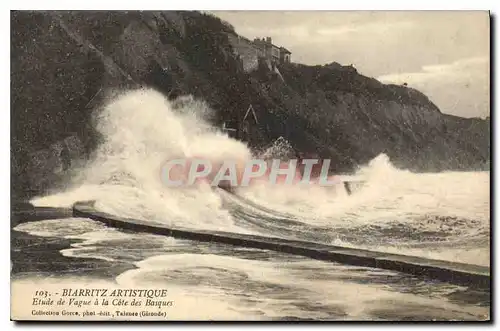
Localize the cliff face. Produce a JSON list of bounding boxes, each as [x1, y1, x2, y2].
[[262, 63, 489, 171], [11, 10, 490, 198]]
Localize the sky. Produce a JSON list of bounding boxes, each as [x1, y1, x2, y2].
[[212, 11, 490, 118]]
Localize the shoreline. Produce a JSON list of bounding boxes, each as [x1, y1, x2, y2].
[[11, 203, 134, 280]]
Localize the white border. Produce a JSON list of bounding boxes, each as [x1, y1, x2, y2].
[[3, 0, 497, 329], [4, 1, 498, 11]]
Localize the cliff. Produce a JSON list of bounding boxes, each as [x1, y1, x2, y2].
[[11, 10, 490, 198]]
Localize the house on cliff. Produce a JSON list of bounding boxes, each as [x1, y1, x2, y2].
[[228, 34, 292, 72], [222, 104, 260, 146], [253, 37, 291, 65], [240, 104, 259, 143], [279, 47, 291, 64]]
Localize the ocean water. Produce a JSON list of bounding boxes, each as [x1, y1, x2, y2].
[[13, 89, 490, 320]]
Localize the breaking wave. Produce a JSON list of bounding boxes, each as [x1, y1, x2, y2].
[[30, 88, 490, 265]]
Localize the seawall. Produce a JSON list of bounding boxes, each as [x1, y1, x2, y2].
[[72, 200, 490, 289]]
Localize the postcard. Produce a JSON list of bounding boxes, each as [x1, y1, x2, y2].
[[10, 10, 490, 321]]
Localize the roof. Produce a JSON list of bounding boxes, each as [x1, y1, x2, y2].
[[252, 37, 292, 55], [243, 104, 258, 124], [279, 47, 291, 54]]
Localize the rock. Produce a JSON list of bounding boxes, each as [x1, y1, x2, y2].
[[11, 10, 490, 198]]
